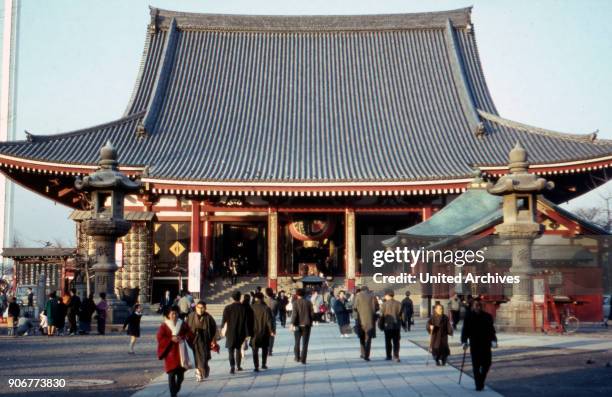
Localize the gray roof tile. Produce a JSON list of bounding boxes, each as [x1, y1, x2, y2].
[[1, 7, 610, 183]]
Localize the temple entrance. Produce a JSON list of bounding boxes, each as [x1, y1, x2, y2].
[[213, 222, 267, 276], [280, 213, 345, 277]]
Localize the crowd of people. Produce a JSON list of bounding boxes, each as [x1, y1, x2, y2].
[[3, 284, 496, 395], [155, 286, 497, 396]]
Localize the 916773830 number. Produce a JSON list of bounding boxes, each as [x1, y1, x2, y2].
[[8, 378, 66, 388]]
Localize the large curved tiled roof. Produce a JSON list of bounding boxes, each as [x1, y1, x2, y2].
[[1, 7, 610, 183]]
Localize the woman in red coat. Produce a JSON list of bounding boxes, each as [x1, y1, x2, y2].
[[157, 306, 194, 397]]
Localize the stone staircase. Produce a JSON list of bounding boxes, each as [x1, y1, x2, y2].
[[201, 276, 268, 319]]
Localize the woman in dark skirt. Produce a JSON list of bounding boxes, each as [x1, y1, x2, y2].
[[427, 303, 453, 365], [186, 301, 218, 381], [123, 304, 143, 354]]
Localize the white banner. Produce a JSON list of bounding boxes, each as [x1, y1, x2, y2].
[[115, 242, 123, 268], [188, 252, 201, 293]]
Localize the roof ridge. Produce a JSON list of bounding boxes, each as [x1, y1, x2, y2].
[[137, 18, 179, 137], [477, 109, 611, 144], [148, 6, 473, 32], [15, 111, 145, 145], [444, 19, 485, 137], [123, 26, 155, 116]]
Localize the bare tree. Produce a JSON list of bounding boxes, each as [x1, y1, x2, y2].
[[574, 207, 607, 229]]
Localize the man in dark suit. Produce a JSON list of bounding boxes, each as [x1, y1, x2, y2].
[[290, 288, 314, 364], [264, 288, 279, 356], [221, 290, 249, 374], [250, 292, 275, 371], [400, 291, 414, 332]]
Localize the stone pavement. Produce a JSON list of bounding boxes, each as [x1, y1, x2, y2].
[[132, 321, 501, 397]]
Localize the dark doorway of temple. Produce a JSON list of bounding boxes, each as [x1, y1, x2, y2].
[[213, 223, 266, 276], [280, 213, 345, 277]]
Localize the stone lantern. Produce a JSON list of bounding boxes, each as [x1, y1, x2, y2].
[[487, 142, 554, 331], [75, 141, 141, 324]]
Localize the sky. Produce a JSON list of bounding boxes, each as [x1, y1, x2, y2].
[[1, 0, 612, 246]]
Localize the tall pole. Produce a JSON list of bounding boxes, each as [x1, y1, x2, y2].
[[0, 0, 19, 275]]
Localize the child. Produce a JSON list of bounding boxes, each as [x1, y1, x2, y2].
[[39, 310, 48, 335], [123, 304, 143, 354]]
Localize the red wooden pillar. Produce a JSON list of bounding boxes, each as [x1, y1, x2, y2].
[[422, 205, 433, 221], [268, 207, 279, 290], [420, 204, 433, 317], [202, 216, 213, 278], [345, 208, 356, 292]]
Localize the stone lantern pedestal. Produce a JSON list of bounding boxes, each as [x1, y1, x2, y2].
[[75, 141, 141, 326], [487, 142, 553, 332]]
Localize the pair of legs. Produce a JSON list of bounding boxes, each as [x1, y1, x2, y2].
[[68, 314, 78, 334], [47, 325, 56, 336], [402, 317, 412, 332], [279, 311, 286, 327], [294, 326, 311, 363], [97, 318, 106, 335], [167, 367, 185, 397], [194, 350, 210, 381], [359, 329, 373, 360], [228, 345, 243, 372], [471, 348, 492, 391], [384, 329, 400, 360], [268, 335, 275, 355], [432, 347, 450, 365], [252, 346, 268, 370], [128, 336, 138, 353], [451, 310, 460, 329]]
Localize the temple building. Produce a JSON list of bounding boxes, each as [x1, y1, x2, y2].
[[385, 173, 609, 320], [1, 7, 611, 304]]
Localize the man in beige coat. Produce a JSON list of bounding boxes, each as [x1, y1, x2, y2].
[[353, 286, 379, 361], [381, 289, 402, 362]]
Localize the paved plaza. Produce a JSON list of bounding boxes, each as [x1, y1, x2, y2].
[[2, 316, 611, 397], [132, 320, 501, 397]]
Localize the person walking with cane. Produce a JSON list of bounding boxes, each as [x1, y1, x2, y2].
[[461, 300, 497, 391]]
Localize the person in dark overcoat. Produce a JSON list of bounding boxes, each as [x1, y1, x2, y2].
[[250, 292, 274, 371], [461, 300, 497, 391], [400, 291, 414, 331], [187, 301, 217, 381], [277, 290, 288, 327], [427, 303, 453, 365], [44, 292, 59, 336], [291, 288, 314, 364], [353, 286, 379, 361], [380, 290, 402, 362], [251, 292, 275, 372], [78, 293, 96, 335], [221, 290, 249, 374], [264, 288, 279, 355], [7, 296, 20, 336], [333, 290, 351, 336], [241, 293, 255, 361], [67, 288, 81, 335], [157, 306, 194, 397], [123, 304, 143, 354]]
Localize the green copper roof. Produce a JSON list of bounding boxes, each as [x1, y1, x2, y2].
[[398, 188, 502, 238]]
